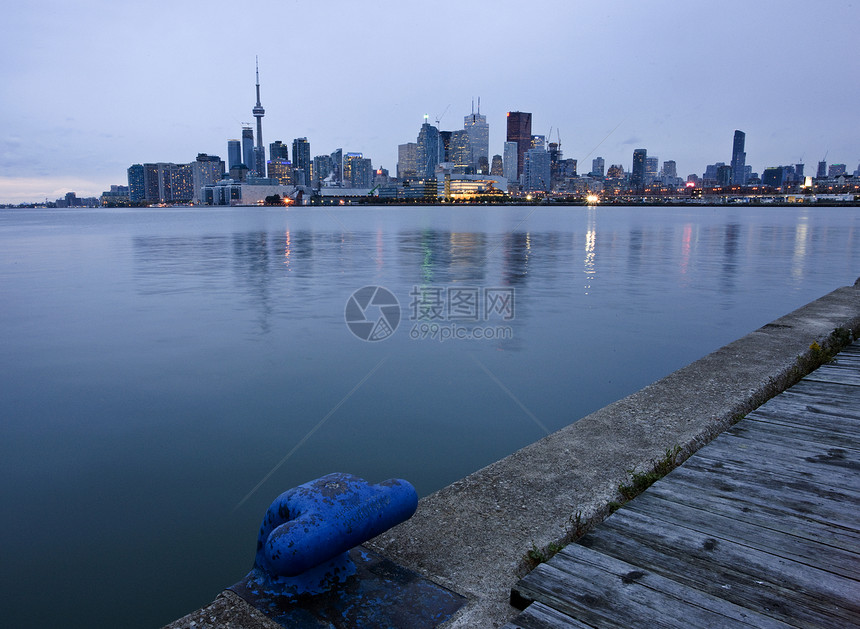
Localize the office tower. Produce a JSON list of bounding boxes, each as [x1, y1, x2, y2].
[[795, 164, 804, 179], [503, 142, 518, 183], [464, 99, 489, 171], [645, 156, 659, 183], [252, 57, 266, 177], [730, 130, 746, 185], [716, 164, 732, 187], [548, 142, 561, 189], [630, 149, 647, 189], [450, 130, 471, 171], [828, 164, 847, 177], [816, 161, 827, 178], [591, 157, 605, 178], [530, 135, 545, 151], [524, 147, 551, 192], [506, 111, 532, 180], [267, 159, 292, 185], [439, 130, 453, 163], [192, 154, 225, 203], [417, 117, 442, 179], [344, 152, 372, 187], [292, 137, 311, 186], [313, 155, 333, 186], [227, 140, 242, 170], [490, 155, 503, 177], [330, 148, 343, 185], [270, 140, 289, 162], [762, 167, 784, 188], [662, 160, 677, 180], [242, 126, 255, 173], [127, 164, 145, 202], [397, 142, 418, 180]]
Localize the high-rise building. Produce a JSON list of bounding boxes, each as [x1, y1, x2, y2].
[[828, 164, 847, 177], [417, 118, 442, 179], [270, 141, 289, 162], [344, 152, 372, 187], [731, 130, 746, 186], [645, 156, 659, 183], [816, 161, 827, 178], [143, 163, 160, 202], [503, 142, 518, 184], [630, 149, 647, 189], [524, 147, 550, 192], [450, 130, 471, 171], [192, 154, 225, 203], [490, 154, 503, 177], [506, 111, 532, 180], [267, 159, 292, 185], [127, 164, 145, 202], [252, 58, 266, 177], [292, 137, 311, 186], [330, 149, 343, 186], [439, 130, 453, 163], [591, 157, 605, 178], [397, 142, 418, 180], [242, 126, 255, 173], [464, 99, 489, 171], [227, 140, 242, 170], [661, 160, 677, 180], [313, 154, 333, 187]]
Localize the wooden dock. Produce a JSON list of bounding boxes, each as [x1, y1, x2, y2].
[[507, 342, 860, 628]]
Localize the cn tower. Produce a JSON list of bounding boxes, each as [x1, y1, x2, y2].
[[252, 57, 266, 177]]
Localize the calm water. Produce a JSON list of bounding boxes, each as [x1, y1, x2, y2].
[[1, 205, 857, 627]]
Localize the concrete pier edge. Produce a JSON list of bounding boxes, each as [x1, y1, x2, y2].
[[165, 278, 860, 629]]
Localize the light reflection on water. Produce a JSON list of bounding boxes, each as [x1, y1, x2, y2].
[[0, 205, 858, 629]]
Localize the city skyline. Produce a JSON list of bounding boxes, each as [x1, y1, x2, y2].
[[1, 0, 858, 203]]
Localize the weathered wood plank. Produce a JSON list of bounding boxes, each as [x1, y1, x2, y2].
[[642, 473, 860, 552], [621, 490, 860, 580], [663, 460, 860, 531], [501, 602, 595, 629], [803, 366, 860, 386], [580, 514, 860, 627], [749, 405, 860, 438], [514, 548, 789, 629], [685, 443, 860, 499], [723, 416, 860, 453]]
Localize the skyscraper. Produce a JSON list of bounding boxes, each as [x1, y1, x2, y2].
[[630, 149, 647, 189], [292, 137, 311, 186], [506, 111, 532, 180], [490, 154, 503, 177], [450, 130, 471, 171], [252, 57, 266, 177], [816, 161, 827, 178], [241, 126, 255, 173], [417, 117, 441, 179], [503, 142, 518, 183], [397, 142, 418, 180], [645, 156, 659, 183], [270, 141, 289, 162], [591, 157, 605, 178], [524, 147, 550, 192], [227, 140, 242, 170], [464, 99, 489, 172], [731, 130, 746, 186]]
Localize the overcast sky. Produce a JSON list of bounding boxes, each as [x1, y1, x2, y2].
[[1, 0, 858, 203]]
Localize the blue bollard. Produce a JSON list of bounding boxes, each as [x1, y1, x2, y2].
[[254, 472, 418, 581]]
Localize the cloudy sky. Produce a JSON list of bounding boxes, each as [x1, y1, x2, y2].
[[1, 0, 858, 203]]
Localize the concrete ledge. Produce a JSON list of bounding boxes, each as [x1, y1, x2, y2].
[[165, 279, 860, 628], [365, 278, 860, 629]]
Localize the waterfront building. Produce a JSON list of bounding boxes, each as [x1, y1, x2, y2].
[[503, 142, 518, 184], [490, 154, 503, 177], [292, 137, 311, 186], [506, 111, 532, 180], [143, 163, 160, 202], [313, 154, 333, 187], [330, 149, 343, 186], [645, 156, 659, 184], [242, 126, 255, 175], [661, 160, 677, 180], [829, 164, 847, 177], [397, 142, 418, 180], [344, 152, 373, 188], [417, 118, 442, 179], [464, 100, 489, 171], [127, 164, 145, 202], [716, 164, 732, 188], [267, 159, 292, 185], [630, 148, 647, 190], [731, 130, 746, 186], [101, 185, 130, 206], [591, 157, 605, 178], [192, 154, 225, 203], [762, 166, 784, 188], [816, 161, 827, 178], [227, 140, 242, 170], [523, 147, 551, 192]]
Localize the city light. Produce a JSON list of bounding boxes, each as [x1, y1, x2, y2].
[[586, 194, 600, 204]]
